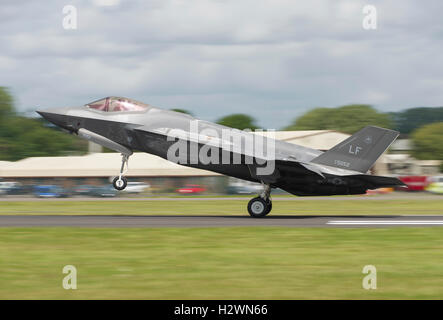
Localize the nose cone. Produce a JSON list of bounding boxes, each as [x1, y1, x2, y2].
[[36, 108, 71, 131]]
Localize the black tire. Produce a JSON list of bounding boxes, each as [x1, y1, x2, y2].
[[265, 199, 272, 215], [112, 176, 128, 191], [248, 197, 271, 218]]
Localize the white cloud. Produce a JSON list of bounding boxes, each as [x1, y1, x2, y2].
[[93, 0, 121, 6], [1, 0, 443, 128]]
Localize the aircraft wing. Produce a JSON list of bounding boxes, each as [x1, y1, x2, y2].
[[134, 125, 281, 162]]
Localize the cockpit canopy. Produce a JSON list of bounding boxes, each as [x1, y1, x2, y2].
[[86, 97, 149, 112]]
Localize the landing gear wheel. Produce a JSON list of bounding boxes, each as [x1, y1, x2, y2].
[[112, 153, 130, 191], [248, 197, 272, 218], [113, 176, 128, 191]]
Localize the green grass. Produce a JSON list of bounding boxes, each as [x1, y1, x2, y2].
[[0, 199, 442, 299], [0, 199, 442, 215], [1, 227, 443, 299]]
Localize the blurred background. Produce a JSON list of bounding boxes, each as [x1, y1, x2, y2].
[[2, 1, 443, 302], [1, 85, 442, 198], [0, 1, 442, 198]]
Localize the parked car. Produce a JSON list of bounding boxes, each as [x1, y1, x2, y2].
[[34, 185, 69, 198], [89, 185, 117, 197], [0, 181, 21, 195], [73, 185, 96, 196], [227, 182, 262, 195], [398, 176, 428, 191], [425, 176, 443, 194], [176, 184, 206, 194], [0, 182, 12, 195], [123, 182, 150, 194]]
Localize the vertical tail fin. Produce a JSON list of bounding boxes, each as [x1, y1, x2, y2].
[[310, 126, 399, 173]]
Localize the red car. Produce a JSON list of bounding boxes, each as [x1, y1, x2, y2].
[[176, 184, 206, 194], [398, 176, 428, 191]]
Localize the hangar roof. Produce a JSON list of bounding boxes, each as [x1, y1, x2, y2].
[[0, 153, 218, 178]]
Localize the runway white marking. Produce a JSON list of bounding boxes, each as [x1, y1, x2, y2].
[[327, 220, 443, 225]]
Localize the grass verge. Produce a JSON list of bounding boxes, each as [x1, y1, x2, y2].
[[1, 227, 443, 299]]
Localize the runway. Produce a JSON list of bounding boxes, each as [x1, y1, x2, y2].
[[1, 215, 443, 228]]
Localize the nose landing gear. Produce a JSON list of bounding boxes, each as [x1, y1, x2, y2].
[[112, 154, 130, 191], [247, 183, 272, 218]]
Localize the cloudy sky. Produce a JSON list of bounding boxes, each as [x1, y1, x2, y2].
[[1, 0, 443, 128]]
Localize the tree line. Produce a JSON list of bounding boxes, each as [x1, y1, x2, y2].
[[0, 87, 442, 162], [0, 87, 86, 161], [193, 104, 443, 163]]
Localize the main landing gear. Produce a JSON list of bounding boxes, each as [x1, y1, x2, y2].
[[112, 154, 130, 191], [247, 183, 272, 218]]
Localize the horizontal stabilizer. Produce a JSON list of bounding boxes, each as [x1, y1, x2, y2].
[[310, 126, 399, 173], [350, 174, 406, 188]]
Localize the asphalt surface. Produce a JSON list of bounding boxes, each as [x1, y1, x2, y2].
[[1, 215, 443, 228]]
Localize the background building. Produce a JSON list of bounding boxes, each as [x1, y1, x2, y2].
[[3, 130, 439, 194]]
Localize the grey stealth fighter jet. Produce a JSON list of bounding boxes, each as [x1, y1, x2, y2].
[[38, 97, 404, 217]]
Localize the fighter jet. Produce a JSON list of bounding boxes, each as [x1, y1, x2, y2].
[[37, 96, 404, 217]]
